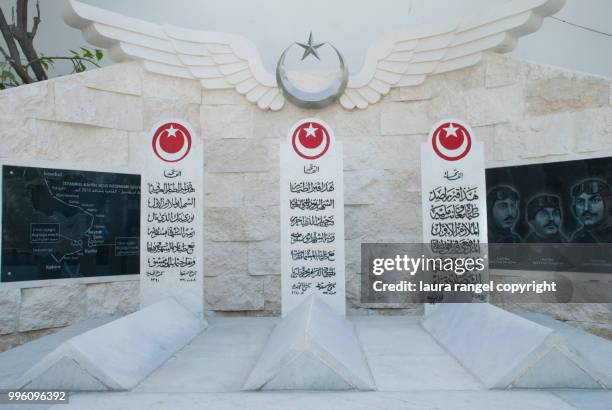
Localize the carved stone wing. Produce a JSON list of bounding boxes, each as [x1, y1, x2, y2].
[[341, 0, 565, 109], [64, 0, 284, 110]]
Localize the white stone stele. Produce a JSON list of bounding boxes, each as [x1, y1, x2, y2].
[[420, 118, 488, 249], [242, 295, 375, 391], [64, 0, 564, 111], [8, 298, 206, 391], [140, 119, 205, 318], [421, 303, 606, 389], [420, 119, 488, 308], [280, 118, 345, 317]]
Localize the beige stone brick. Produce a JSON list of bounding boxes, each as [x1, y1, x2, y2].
[[34, 120, 129, 167], [84, 62, 143, 96], [572, 107, 612, 153], [204, 173, 245, 207], [205, 206, 279, 242], [200, 105, 253, 139], [205, 274, 264, 311], [202, 89, 242, 105], [243, 172, 279, 207], [143, 97, 201, 136], [484, 53, 530, 89], [142, 69, 200, 104], [380, 102, 430, 135], [248, 241, 280, 276], [263, 275, 281, 314], [205, 139, 273, 173], [526, 72, 608, 116], [18, 284, 86, 332], [465, 85, 525, 126], [0, 80, 55, 121], [86, 281, 139, 318], [204, 241, 248, 277], [0, 288, 20, 335], [343, 135, 423, 171], [54, 79, 143, 131]]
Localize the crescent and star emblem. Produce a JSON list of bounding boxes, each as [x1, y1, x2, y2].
[[276, 32, 348, 109], [291, 119, 331, 160]]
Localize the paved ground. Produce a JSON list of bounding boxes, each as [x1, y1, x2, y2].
[[1, 316, 611, 409]]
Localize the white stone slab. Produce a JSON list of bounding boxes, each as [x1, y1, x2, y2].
[[280, 119, 345, 316], [421, 303, 602, 389], [513, 348, 600, 389], [140, 119, 205, 318], [136, 317, 277, 393], [352, 316, 483, 391], [518, 311, 612, 389], [0, 317, 115, 389], [9, 298, 207, 391], [242, 295, 374, 390]]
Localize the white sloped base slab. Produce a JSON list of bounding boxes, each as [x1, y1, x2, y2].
[[11, 298, 207, 391], [518, 311, 612, 389], [264, 351, 353, 390], [422, 303, 604, 389], [513, 348, 600, 389], [243, 295, 375, 391], [24, 357, 108, 391]]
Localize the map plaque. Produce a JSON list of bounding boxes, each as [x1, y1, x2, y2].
[[1, 164, 140, 282]]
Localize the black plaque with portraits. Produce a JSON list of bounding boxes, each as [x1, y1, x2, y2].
[[486, 156, 612, 273]]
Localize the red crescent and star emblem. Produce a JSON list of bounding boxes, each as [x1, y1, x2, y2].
[[291, 121, 331, 160], [152, 122, 192, 162], [431, 121, 472, 161]]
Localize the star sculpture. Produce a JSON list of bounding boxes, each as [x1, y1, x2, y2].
[[297, 32, 325, 61]]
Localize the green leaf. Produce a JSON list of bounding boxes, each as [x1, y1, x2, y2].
[[80, 47, 94, 59], [2, 70, 16, 82], [40, 60, 49, 70], [95, 49, 103, 61]]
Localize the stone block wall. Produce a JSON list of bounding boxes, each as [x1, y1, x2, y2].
[[0, 53, 611, 351]]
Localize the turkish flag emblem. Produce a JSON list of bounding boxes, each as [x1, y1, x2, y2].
[[291, 121, 330, 160], [431, 121, 471, 161], [152, 122, 192, 162]]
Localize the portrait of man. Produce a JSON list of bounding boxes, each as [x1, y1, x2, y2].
[[524, 194, 566, 243], [570, 179, 612, 243], [487, 185, 521, 243]]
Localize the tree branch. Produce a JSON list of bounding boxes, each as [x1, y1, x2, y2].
[[15, 0, 27, 34], [30, 0, 40, 38], [0, 5, 32, 83], [12, 0, 46, 81]]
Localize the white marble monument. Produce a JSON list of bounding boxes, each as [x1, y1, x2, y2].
[[280, 118, 345, 316], [140, 119, 205, 318]]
